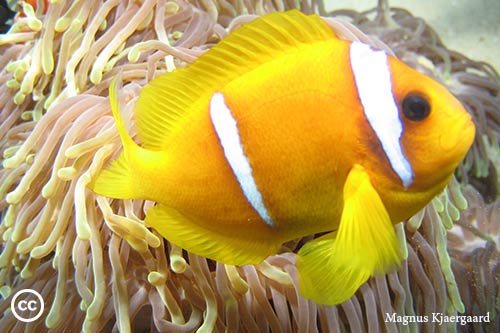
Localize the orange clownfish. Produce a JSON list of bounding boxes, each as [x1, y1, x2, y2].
[[89, 10, 475, 305]]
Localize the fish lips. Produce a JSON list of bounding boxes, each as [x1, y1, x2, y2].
[[438, 115, 476, 154]]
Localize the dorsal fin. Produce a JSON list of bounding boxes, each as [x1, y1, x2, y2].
[[133, 10, 335, 150]]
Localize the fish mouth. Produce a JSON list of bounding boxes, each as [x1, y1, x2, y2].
[[439, 116, 476, 154]]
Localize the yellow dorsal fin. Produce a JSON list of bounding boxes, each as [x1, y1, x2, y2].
[[134, 10, 335, 150], [296, 165, 405, 305]]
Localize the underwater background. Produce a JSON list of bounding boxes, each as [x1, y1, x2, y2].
[[0, 0, 499, 332], [326, 0, 500, 72]]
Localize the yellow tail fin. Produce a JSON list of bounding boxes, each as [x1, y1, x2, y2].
[[88, 76, 138, 199], [297, 165, 405, 305]]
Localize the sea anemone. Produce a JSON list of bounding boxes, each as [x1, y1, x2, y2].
[[0, 0, 498, 332]]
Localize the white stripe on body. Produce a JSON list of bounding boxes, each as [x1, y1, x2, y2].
[[209, 92, 274, 227], [349, 42, 414, 188]]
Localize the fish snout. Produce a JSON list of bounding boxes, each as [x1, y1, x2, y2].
[[439, 114, 475, 153]]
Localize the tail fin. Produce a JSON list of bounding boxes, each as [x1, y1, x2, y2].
[[88, 76, 139, 199]]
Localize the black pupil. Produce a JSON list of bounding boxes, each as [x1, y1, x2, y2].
[[402, 95, 430, 121]]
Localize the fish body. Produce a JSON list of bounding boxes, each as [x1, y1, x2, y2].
[[90, 10, 475, 305]]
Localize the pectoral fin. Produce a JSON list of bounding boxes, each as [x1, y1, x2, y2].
[[297, 164, 404, 305]]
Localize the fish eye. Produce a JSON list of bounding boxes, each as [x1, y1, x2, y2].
[[402, 94, 431, 121]]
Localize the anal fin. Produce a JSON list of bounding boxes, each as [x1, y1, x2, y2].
[[146, 204, 282, 266], [297, 164, 404, 305]]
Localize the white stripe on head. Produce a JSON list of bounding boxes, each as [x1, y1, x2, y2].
[[349, 42, 414, 188], [209, 92, 274, 227]]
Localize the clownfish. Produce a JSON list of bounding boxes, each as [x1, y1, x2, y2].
[[89, 10, 475, 305]]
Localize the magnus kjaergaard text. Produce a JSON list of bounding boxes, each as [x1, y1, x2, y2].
[[384, 312, 490, 326]]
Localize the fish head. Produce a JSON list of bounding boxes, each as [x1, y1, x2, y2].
[[389, 58, 475, 192]]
